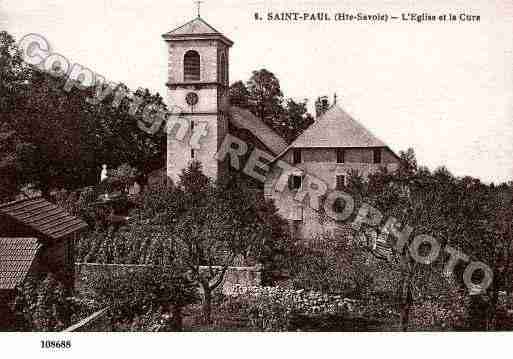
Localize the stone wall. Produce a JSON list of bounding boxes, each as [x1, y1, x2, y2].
[[75, 263, 262, 296]]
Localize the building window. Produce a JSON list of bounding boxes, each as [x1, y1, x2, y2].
[[191, 149, 195, 159], [336, 148, 345, 163], [184, 50, 200, 81], [288, 175, 302, 190], [373, 148, 382, 164], [333, 198, 346, 214], [293, 149, 301, 164], [335, 175, 346, 190]]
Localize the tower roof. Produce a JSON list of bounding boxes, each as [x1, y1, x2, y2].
[[162, 17, 233, 46]]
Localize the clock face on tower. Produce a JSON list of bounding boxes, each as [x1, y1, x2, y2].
[[185, 92, 199, 106]]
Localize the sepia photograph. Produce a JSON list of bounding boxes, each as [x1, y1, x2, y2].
[[0, 0, 512, 356]]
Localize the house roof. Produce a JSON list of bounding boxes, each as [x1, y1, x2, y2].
[[229, 107, 288, 156], [162, 17, 233, 46], [293, 105, 387, 148], [275, 105, 394, 161], [0, 197, 88, 241], [0, 238, 40, 290]]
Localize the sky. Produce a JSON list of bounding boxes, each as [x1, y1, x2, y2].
[[1, 0, 512, 183]]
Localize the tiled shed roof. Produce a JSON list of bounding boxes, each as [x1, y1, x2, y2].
[[0, 197, 88, 240], [0, 238, 40, 290]]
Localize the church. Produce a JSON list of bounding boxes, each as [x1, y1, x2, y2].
[[162, 14, 400, 239]]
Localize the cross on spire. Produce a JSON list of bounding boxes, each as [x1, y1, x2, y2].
[[195, 1, 203, 18]]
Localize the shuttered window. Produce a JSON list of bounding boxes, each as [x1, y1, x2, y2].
[[293, 149, 301, 164], [373, 148, 382, 164], [288, 175, 302, 190], [336, 148, 345, 163], [336, 175, 345, 190], [184, 50, 200, 81]]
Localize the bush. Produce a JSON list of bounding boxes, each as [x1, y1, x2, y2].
[[289, 235, 377, 299], [87, 266, 199, 331], [13, 274, 70, 331]]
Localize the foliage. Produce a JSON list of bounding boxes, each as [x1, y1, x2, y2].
[[0, 123, 18, 201], [108, 163, 140, 188], [348, 148, 513, 330], [0, 31, 166, 197], [229, 69, 314, 143], [12, 274, 69, 331], [88, 266, 200, 331], [76, 225, 176, 265], [288, 235, 378, 298], [146, 162, 289, 322]]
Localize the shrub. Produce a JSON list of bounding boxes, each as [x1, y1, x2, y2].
[[87, 266, 199, 331], [13, 274, 70, 331], [289, 235, 377, 299]]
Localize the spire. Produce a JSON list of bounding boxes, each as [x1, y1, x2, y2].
[[195, 1, 203, 18]]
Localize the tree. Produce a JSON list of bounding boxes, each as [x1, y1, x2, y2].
[[348, 149, 486, 330], [90, 267, 199, 331], [0, 31, 31, 201], [228, 80, 250, 108], [278, 98, 314, 143], [0, 31, 31, 121], [1, 31, 167, 196], [229, 69, 316, 143], [246, 69, 284, 126], [169, 162, 288, 323], [0, 123, 17, 201]]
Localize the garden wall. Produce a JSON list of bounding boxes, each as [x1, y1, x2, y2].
[[74, 263, 262, 296]]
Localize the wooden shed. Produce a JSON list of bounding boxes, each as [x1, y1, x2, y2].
[[0, 197, 88, 329]]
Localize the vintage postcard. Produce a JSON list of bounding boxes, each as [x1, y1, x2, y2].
[[0, 0, 512, 357]]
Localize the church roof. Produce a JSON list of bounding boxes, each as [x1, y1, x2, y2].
[[229, 107, 288, 156], [162, 17, 233, 46]]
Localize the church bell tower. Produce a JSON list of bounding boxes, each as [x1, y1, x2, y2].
[[162, 14, 233, 184]]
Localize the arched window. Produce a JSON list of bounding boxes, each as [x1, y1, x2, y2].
[[220, 53, 227, 84], [184, 50, 200, 81]]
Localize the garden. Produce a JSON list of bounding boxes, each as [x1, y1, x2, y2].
[[10, 157, 513, 332]]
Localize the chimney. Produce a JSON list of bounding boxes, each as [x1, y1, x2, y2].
[[315, 96, 330, 118]]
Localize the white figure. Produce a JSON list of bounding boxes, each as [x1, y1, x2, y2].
[[129, 181, 141, 196], [100, 164, 108, 183]]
